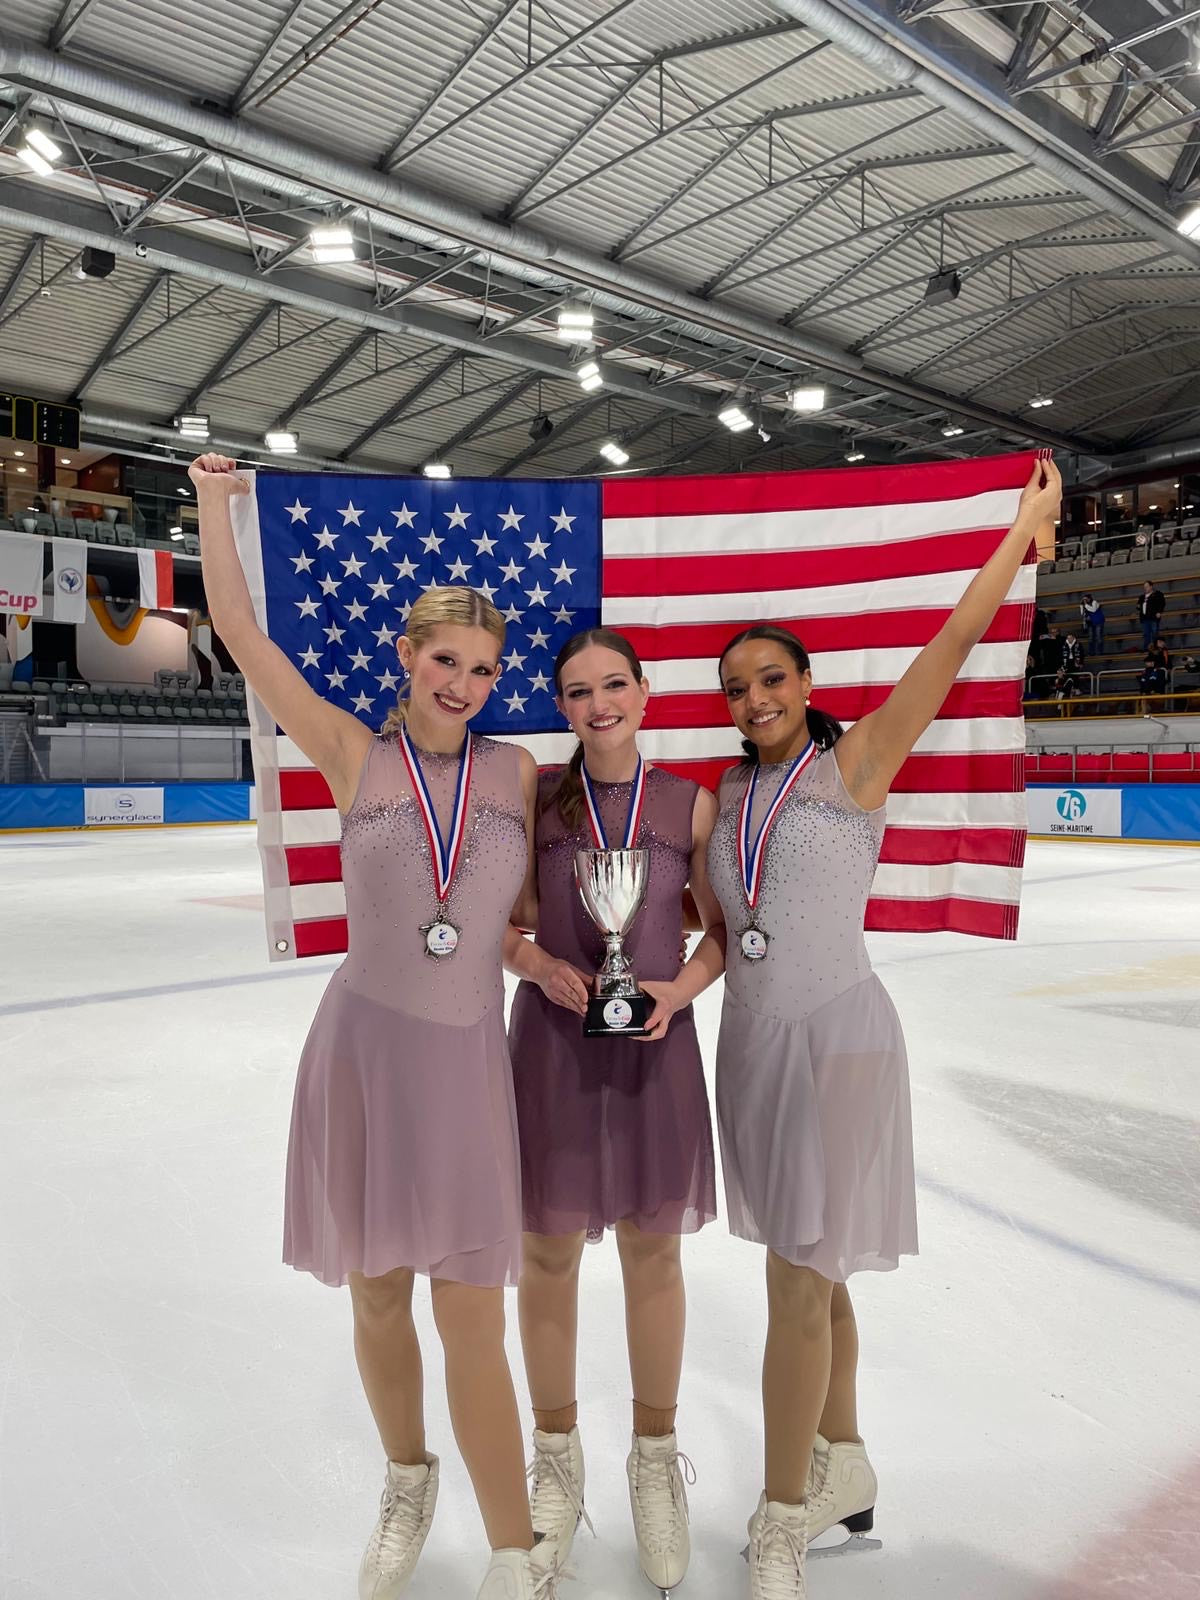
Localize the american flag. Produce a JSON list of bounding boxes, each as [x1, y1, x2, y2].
[[231, 452, 1036, 959]]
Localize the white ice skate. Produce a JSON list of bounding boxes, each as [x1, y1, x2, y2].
[[358, 1454, 439, 1600], [743, 1493, 808, 1600], [527, 1425, 592, 1565], [806, 1439, 881, 1556], [626, 1430, 695, 1596], [476, 1542, 565, 1598]]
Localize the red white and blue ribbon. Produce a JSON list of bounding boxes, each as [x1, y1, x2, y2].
[[399, 725, 473, 904], [581, 754, 646, 850], [738, 740, 817, 911]]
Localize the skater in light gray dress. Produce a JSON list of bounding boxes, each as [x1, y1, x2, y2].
[[638, 456, 1062, 1599]]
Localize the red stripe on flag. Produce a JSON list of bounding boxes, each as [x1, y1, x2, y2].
[[280, 768, 336, 810], [604, 526, 1031, 599], [602, 452, 1037, 518], [285, 842, 343, 884], [865, 895, 1020, 939], [879, 826, 1026, 868], [641, 679, 1022, 732], [155, 549, 174, 609], [618, 603, 1030, 662], [294, 916, 350, 958]]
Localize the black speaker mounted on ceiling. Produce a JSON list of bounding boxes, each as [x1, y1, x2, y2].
[[80, 247, 116, 280], [528, 413, 554, 441], [924, 268, 962, 307]]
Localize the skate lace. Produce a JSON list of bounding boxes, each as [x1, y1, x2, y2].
[[527, 1446, 594, 1541], [531, 1551, 575, 1598], [370, 1476, 428, 1571], [754, 1516, 806, 1600], [632, 1448, 696, 1554]]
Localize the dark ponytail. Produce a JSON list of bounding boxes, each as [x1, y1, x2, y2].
[[546, 626, 646, 826], [717, 624, 844, 766]]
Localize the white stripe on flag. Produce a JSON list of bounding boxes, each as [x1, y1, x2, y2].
[[645, 640, 1026, 694], [605, 563, 1035, 627], [603, 487, 1024, 556]]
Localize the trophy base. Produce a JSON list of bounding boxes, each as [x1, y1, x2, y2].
[[583, 989, 651, 1039]]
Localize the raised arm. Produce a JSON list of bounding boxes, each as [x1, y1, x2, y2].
[[836, 456, 1063, 811], [190, 453, 371, 814]]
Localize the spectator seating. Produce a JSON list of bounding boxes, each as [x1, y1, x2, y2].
[[22, 677, 249, 727], [0, 513, 194, 552], [1027, 751, 1200, 782]]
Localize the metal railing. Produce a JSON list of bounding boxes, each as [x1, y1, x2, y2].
[[1025, 689, 1200, 720], [1027, 671, 1095, 699], [1026, 740, 1200, 783]]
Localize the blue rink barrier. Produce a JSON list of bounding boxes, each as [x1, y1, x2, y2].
[[1027, 783, 1200, 843], [0, 782, 253, 830]]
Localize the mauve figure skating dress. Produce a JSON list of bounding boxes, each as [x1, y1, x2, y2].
[[707, 747, 918, 1281], [283, 732, 528, 1288], [508, 766, 717, 1240]]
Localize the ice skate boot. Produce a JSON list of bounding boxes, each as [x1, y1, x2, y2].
[[358, 1454, 439, 1599], [743, 1493, 807, 1600], [626, 1430, 694, 1596], [476, 1541, 564, 1598], [806, 1439, 880, 1555], [528, 1425, 592, 1565]]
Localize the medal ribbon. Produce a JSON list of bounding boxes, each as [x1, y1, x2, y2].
[[737, 740, 817, 912], [399, 726, 473, 905], [580, 755, 646, 850]]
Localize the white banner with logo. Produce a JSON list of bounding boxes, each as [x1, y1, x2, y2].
[[0, 530, 45, 617], [51, 537, 88, 624], [1027, 786, 1122, 838], [84, 787, 166, 825]]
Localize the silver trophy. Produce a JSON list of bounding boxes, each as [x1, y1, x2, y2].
[[575, 847, 651, 1037]]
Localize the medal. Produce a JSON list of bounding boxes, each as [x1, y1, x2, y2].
[[736, 740, 817, 960], [399, 725, 473, 959], [580, 755, 646, 849]]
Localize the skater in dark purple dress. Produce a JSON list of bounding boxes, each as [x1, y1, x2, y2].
[[503, 628, 725, 1593]]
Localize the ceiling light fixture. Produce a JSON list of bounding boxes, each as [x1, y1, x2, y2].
[[176, 413, 210, 440], [788, 385, 826, 413], [264, 430, 299, 454], [309, 225, 357, 265], [18, 126, 62, 176], [1029, 394, 1054, 409], [718, 404, 753, 433], [942, 424, 965, 437], [845, 448, 865, 463], [576, 359, 603, 392], [556, 303, 594, 341], [169, 526, 184, 539], [599, 441, 630, 466], [1177, 206, 1200, 239], [423, 461, 452, 479]]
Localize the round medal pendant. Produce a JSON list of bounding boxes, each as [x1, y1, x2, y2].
[[424, 920, 459, 958], [740, 927, 769, 962], [602, 998, 634, 1030]]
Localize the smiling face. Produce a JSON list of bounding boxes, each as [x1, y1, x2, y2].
[[719, 637, 812, 755], [397, 623, 501, 725], [556, 642, 649, 755]]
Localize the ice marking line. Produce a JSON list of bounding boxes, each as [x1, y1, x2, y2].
[[917, 1171, 1200, 1304], [0, 963, 340, 1017]]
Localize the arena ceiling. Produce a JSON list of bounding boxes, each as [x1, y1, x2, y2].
[[3, 1, 1200, 479]]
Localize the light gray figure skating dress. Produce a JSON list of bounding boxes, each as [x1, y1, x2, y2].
[[283, 732, 528, 1288], [707, 747, 918, 1281]]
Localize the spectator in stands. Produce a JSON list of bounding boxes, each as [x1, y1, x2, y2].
[[1080, 594, 1105, 654], [1024, 650, 1038, 700], [1137, 580, 1165, 648], [1034, 627, 1060, 676], [1053, 666, 1079, 713], [1138, 650, 1167, 714], [1147, 639, 1171, 676], [1061, 632, 1084, 674], [1033, 607, 1050, 640], [1182, 654, 1200, 677]]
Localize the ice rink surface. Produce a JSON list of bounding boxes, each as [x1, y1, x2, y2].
[[2, 825, 1198, 1600]]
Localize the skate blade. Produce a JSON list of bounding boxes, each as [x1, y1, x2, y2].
[[808, 1528, 883, 1557]]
